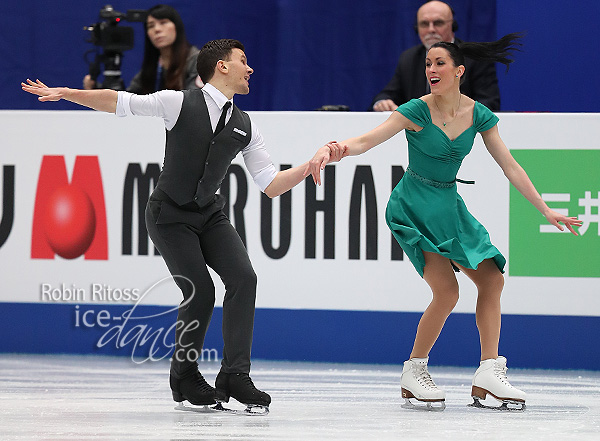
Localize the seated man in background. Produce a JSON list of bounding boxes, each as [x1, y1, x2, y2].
[[371, 0, 500, 111]]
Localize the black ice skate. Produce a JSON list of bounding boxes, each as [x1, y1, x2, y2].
[[214, 372, 271, 415], [171, 370, 217, 413]]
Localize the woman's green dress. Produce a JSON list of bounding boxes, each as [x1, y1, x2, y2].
[[385, 98, 506, 277]]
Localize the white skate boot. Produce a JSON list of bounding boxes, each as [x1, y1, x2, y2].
[[400, 358, 446, 411], [469, 356, 526, 411]]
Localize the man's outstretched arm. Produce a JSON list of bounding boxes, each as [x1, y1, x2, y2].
[[22, 79, 118, 113]]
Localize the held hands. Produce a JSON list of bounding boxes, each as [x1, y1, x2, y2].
[[304, 141, 348, 186], [21, 79, 66, 102], [544, 209, 583, 235]]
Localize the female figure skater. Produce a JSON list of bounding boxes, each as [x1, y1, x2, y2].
[[307, 34, 581, 411], [84, 4, 202, 93]]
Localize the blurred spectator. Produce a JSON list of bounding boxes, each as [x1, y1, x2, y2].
[[84, 4, 202, 93], [371, 1, 500, 111]]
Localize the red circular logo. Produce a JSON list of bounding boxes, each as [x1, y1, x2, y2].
[[43, 185, 96, 259]]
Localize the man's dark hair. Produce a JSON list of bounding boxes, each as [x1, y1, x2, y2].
[[196, 39, 245, 83]]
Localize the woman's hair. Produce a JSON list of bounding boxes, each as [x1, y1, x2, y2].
[[138, 4, 191, 94], [429, 32, 523, 81], [196, 39, 245, 84]]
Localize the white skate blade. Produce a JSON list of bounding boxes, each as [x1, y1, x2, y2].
[[214, 401, 269, 416], [174, 400, 269, 415], [174, 401, 219, 413], [401, 397, 446, 412], [468, 396, 526, 411]]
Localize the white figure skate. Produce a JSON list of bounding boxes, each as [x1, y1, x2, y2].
[[469, 356, 526, 411], [400, 358, 446, 411]]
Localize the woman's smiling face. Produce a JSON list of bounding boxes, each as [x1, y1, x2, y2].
[[425, 47, 462, 93]]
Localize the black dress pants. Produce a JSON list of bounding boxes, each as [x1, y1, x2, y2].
[[145, 193, 257, 377]]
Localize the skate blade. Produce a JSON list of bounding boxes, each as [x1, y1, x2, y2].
[[468, 397, 526, 411], [214, 401, 269, 416], [401, 398, 446, 412], [174, 402, 220, 413]]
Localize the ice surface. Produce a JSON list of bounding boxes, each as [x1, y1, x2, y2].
[[0, 354, 599, 440]]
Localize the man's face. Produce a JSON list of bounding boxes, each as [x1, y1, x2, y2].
[[416, 1, 455, 49], [223, 48, 253, 95]]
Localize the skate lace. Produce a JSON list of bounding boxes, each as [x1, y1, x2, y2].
[[193, 372, 214, 393], [239, 374, 258, 391], [415, 365, 439, 390], [493, 364, 512, 387]]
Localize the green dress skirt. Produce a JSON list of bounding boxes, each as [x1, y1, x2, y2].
[[385, 98, 506, 277]]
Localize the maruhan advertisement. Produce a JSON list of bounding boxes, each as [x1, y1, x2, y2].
[[0, 110, 598, 368]]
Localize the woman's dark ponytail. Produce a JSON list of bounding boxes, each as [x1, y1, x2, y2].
[[460, 32, 524, 71], [430, 32, 524, 73]]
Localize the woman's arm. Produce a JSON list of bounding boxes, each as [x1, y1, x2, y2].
[[22, 79, 117, 113], [481, 125, 582, 235], [307, 111, 415, 185]]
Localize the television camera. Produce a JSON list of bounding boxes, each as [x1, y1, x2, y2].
[[84, 5, 147, 90]]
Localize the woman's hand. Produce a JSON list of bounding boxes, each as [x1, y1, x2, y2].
[[305, 141, 347, 185], [327, 141, 347, 163], [544, 209, 583, 235]]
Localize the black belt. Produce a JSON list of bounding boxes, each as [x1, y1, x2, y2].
[[406, 167, 475, 188]]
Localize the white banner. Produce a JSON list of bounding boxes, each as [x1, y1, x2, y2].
[[1, 110, 598, 316]]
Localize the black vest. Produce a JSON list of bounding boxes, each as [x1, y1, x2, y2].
[[155, 89, 252, 208]]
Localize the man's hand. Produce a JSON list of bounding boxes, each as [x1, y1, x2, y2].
[[304, 141, 348, 186], [21, 78, 118, 113], [21, 79, 67, 102], [373, 99, 398, 112]]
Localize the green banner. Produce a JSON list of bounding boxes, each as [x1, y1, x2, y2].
[[509, 150, 600, 277]]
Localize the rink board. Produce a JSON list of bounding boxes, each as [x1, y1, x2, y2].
[[1, 302, 598, 370], [0, 110, 598, 369]]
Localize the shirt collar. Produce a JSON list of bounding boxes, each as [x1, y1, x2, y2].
[[203, 83, 233, 110]]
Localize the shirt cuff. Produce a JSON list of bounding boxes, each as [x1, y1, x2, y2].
[[253, 165, 278, 192], [115, 91, 133, 117]]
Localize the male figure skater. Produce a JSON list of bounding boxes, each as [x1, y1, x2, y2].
[[23, 39, 344, 413]]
